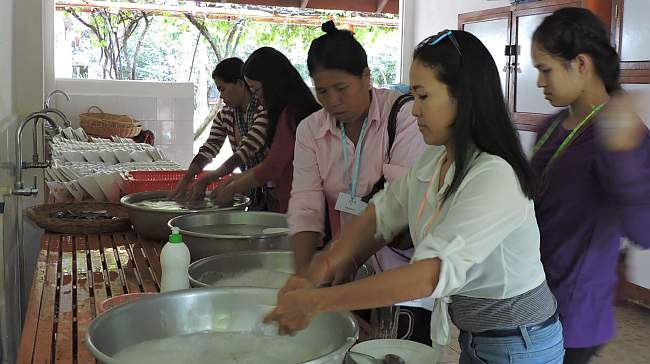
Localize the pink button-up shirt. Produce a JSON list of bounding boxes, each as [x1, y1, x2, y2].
[[288, 87, 427, 274]]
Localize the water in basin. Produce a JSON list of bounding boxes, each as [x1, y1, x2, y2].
[[191, 224, 276, 235], [112, 331, 330, 364], [199, 268, 292, 289]]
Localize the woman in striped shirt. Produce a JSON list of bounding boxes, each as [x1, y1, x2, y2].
[[169, 57, 269, 201], [209, 47, 321, 212]]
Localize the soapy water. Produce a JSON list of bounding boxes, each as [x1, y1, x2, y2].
[[198, 269, 292, 289], [112, 331, 330, 364]]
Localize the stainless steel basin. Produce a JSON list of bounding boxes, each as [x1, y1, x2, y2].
[[168, 211, 290, 261], [189, 250, 294, 288], [120, 191, 250, 241], [85, 287, 359, 364]]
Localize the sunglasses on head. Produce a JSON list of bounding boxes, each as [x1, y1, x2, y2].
[[417, 29, 462, 56]]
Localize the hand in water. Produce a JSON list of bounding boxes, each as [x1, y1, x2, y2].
[[263, 289, 320, 335], [598, 91, 649, 151], [189, 177, 210, 201], [208, 180, 236, 205], [278, 275, 316, 296], [168, 176, 192, 200]]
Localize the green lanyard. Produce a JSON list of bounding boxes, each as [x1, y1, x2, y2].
[[533, 104, 605, 175]]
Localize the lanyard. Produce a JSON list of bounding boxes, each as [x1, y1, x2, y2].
[[416, 152, 448, 235], [533, 104, 605, 174], [341, 119, 369, 197]]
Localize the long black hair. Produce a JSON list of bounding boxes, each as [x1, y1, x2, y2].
[[243, 47, 321, 142], [414, 30, 537, 200], [307, 20, 368, 77], [212, 57, 245, 83], [533, 7, 620, 93]]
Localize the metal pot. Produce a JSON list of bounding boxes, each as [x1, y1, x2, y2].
[[168, 211, 290, 261], [120, 191, 250, 241], [189, 250, 294, 288], [86, 287, 358, 364]]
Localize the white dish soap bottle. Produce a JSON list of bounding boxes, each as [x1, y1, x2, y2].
[[160, 227, 191, 292]]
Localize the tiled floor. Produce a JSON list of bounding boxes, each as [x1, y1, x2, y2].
[[439, 303, 650, 363]]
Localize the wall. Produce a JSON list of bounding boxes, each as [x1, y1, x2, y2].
[[0, 0, 22, 361], [400, 0, 511, 82], [55, 79, 195, 167]]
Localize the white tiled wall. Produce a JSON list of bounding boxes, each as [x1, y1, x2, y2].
[[54, 79, 195, 167]]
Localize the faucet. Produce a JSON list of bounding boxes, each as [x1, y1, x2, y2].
[[13, 113, 60, 196], [28, 90, 71, 164], [44, 89, 71, 115]]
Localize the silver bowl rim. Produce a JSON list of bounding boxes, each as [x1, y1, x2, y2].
[[85, 287, 359, 364], [188, 250, 294, 287], [167, 211, 290, 240], [120, 190, 251, 214]]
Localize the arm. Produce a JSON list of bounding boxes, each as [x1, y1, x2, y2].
[[267, 158, 533, 333], [198, 108, 270, 186], [595, 91, 650, 248], [287, 121, 327, 272], [169, 113, 227, 199], [596, 130, 650, 249], [265, 258, 440, 335]]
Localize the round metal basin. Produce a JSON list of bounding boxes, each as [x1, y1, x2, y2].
[[189, 250, 294, 288], [120, 191, 250, 241], [168, 211, 290, 261], [85, 287, 358, 364]]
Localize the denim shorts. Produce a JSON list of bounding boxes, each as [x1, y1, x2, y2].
[[458, 319, 565, 363]]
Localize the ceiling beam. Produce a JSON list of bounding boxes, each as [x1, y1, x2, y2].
[[376, 0, 390, 13]]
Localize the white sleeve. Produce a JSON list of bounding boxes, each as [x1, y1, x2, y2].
[[413, 159, 532, 297]]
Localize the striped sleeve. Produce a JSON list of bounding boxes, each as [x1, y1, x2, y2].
[[197, 110, 229, 160], [234, 105, 269, 164]]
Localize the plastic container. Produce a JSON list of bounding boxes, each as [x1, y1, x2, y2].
[[160, 227, 191, 292], [122, 170, 229, 194]]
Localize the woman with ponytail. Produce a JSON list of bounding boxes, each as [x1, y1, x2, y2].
[[531, 7, 650, 363]]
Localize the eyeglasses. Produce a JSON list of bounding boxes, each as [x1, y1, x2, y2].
[[417, 30, 462, 57]]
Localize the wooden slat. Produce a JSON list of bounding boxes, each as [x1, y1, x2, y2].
[[112, 233, 142, 294], [140, 239, 163, 287], [87, 235, 108, 312], [55, 236, 75, 364], [32, 235, 61, 364], [74, 235, 96, 364], [100, 235, 125, 297], [17, 234, 51, 364], [125, 233, 159, 293]]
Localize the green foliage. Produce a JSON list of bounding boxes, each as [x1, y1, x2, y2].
[[59, 6, 399, 85]]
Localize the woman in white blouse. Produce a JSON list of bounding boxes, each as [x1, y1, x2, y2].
[[266, 30, 563, 363]]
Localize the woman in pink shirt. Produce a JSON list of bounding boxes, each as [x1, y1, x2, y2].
[[287, 21, 429, 343], [210, 47, 320, 212]]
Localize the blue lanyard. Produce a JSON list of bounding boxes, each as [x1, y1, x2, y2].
[[341, 119, 369, 197]]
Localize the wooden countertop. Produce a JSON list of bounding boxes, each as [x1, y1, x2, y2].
[[17, 231, 164, 364]]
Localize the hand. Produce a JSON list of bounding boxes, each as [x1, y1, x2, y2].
[[263, 289, 320, 335], [598, 91, 648, 151], [208, 180, 236, 205], [278, 275, 317, 297], [189, 177, 211, 201], [168, 176, 192, 200]]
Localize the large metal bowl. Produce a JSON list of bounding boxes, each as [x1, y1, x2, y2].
[[189, 250, 294, 288], [168, 211, 290, 261], [86, 287, 358, 364], [120, 191, 250, 241]]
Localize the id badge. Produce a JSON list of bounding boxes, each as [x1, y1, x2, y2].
[[335, 192, 368, 216]]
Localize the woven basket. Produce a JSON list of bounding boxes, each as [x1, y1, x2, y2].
[[26, 202, 131, 234], [80, 106, 142, 138]]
